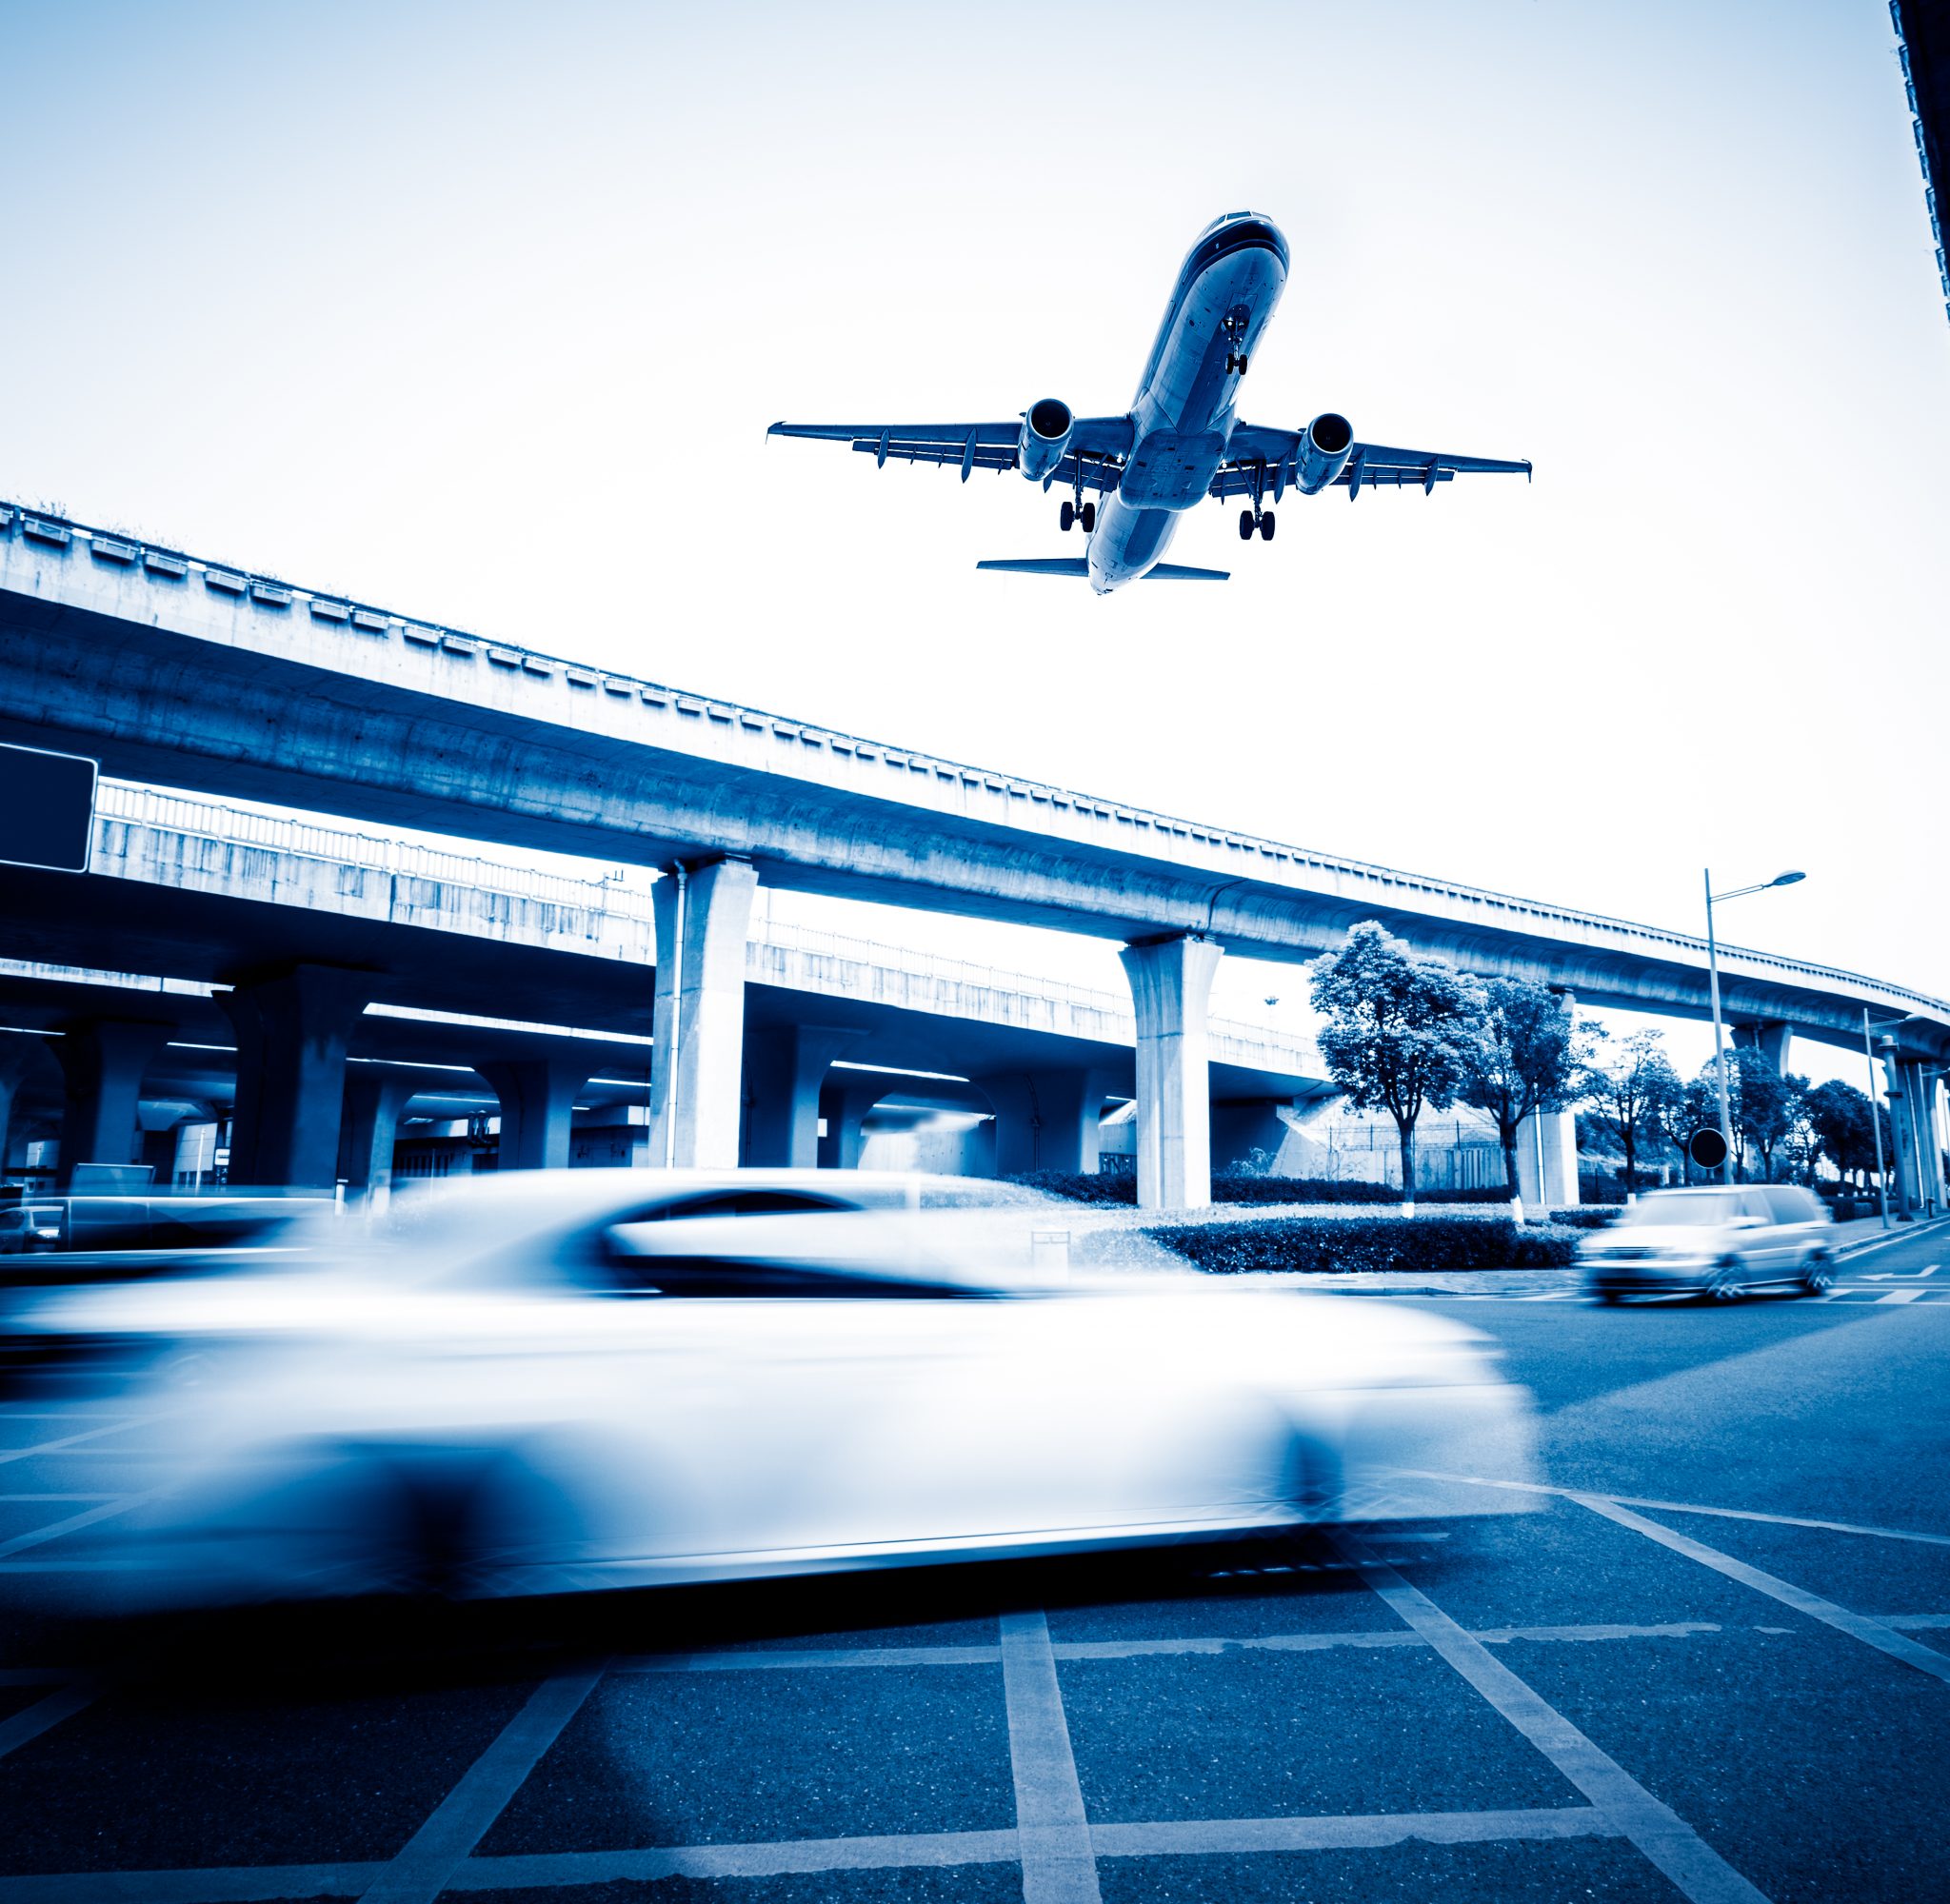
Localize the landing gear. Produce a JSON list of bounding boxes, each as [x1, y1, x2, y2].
[[1239, 508, 1255, 542], [1240, 507, 1276, 542], [1080, 501, 1096, 532], [1225, 350, 1250, 376], [1259, 509, 1275, 541], [1060, 501, 1097, 533], [1060, 500, 1075, 532]]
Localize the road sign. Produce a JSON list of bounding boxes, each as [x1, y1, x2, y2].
[[1688, 1126, 1729, 1171], [0, 741, 97, 873]]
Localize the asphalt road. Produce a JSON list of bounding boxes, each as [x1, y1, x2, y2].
[[0, 1221, 1945, 1902]]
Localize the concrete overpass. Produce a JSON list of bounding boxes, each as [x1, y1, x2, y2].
[[2, 502, 1943, 1205], [0, 783, 1327, 1197]]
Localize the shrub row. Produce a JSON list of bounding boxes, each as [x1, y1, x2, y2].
[[1547, 1207, 1622, 1230], [1081, 1214, 1579, 1276], [1006, 1170, 1527, 1207]]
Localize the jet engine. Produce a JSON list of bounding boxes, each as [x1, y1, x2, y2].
[[1018, 398, 1074, 484], [1294, 412, 1354, 494]]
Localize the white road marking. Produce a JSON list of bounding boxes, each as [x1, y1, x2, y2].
[[1572, 1496, 1950, 1686], [0, 1811, 1637, 1900], [0, 1494, 121, 1503], [1400, 1471, 1950, 1548], [1877, 1289, 1925, 1304], [0, 1486, 170, 1559], [352, 1663, 605, 1904], [1356, 1553, 1771, 1904], [621, 1643, 1002, 1672], [0, 1413, 175, 1467], [999, 1611, 1102, 1904], [0, 1681, 97, 1762]]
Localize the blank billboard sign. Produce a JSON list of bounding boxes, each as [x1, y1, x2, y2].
[[0, 741, 98, 873]]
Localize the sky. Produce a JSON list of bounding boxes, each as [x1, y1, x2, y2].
[[2, 0, 1943, 1093]]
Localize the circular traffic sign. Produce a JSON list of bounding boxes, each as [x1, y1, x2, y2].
[[1688, 1127, 1729, 1171]]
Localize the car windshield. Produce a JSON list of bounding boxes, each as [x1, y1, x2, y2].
[[1617, 1194, 1748, 1227]]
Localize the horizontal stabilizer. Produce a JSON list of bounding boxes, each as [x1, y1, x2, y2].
[[974, 558, 1231, 582]]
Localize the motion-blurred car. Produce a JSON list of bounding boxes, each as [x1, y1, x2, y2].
[[1579, 1185, 1836, 1302], [0, 1202, 63, 1254], [26, 1170, 1538, 1606]]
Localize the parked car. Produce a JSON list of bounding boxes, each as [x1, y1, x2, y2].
[[1578, 1184, 1836, 1302], [20, 1170, 1538, 1608]]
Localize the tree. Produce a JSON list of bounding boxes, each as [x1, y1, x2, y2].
[[1692, 1055, 1745, 1178], [1580, 1027, 1679, 1195], [1310, 922, 1484, 1211], [1456, 978, 1579, 1211], [1652, 1062, 1704, 1183], [1731, 1049, 1804, 1183], [1805, 1080, 1880, 1186]]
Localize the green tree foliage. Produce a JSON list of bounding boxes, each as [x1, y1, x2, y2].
[[1580, 1027, 1680, 1194], [1731, 1048, 1805, 1182], [1456, 978, 1579, 1207], [1309, 922, 1484, 1211]]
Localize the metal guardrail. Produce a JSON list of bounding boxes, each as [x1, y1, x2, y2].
[[90, 783, 1318, 1069]]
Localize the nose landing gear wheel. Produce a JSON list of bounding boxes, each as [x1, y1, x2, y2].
[[1059, 501, 1075, 532], [1259, 510, 1276, 541], [1080, 501, 1096, 533]]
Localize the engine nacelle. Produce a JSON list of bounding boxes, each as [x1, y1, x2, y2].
[[1018, 398, 1074, 484], [1294, 412, 1354, 495]]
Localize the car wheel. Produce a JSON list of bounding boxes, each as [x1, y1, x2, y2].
[[1593, 1287, 1622, 1305], [1706, 1260, 1745, 1303], [1801, 1252, 1835, 1297]]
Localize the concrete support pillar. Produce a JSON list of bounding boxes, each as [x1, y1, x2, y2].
[[1733, 1021, 1793, 1075], [743, 1025, 858, 1168], [1118, 935, 1223, 1211], [1516, 1107, 1580, 1210], [478, 1055, 594, 1172], [1892, 1059, 1943, 1217], [817, 1082, 885, 1171], [648, 858, 758, 1170], [338, 1074, 413, 1203], [1880, 1055, 1922, 1218], [218, 966, 370, 1189], [975, 1067, 1107, 1178], [53, 1020, 171, 1187]]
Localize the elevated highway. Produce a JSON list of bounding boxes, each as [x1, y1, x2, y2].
[[1, 503, 1942, 1204]]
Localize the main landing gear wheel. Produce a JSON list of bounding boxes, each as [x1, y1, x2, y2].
[[1239, 508, 1256, 542], [1259, 510, 1276, 541], [1059, 500, 1075, 532], [1080, 501, 1096, 532]]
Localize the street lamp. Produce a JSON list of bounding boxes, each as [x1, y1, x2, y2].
[[1702, 869, 1805, 1186]]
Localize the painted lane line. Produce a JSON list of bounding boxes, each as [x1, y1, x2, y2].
[[0, 1413, 176, 1467], [353, 1662, 606, 1904], [1397, 1471, 1950, 1548], [0, 1812, 1636, 1902], [0, 1682, 98, 1763], [1572, 1495, 1950, 1686], [1000, 1611, 1103, 1904], [1880, 1613, 1950, 1629], [0, 1494, 122, 1503], [1355, 1553, 1770, 1904], [1088, 1807, 1619, 1857], [1877, 1289, 1925, 1304], [0, 1486, 171, 1559]]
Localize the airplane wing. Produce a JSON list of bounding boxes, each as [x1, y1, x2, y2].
[[768, 417, 1137, 491], [1217, 425, 1531, 499]]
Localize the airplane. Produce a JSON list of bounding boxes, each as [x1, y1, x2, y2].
[[770, 211, 1531, 594]]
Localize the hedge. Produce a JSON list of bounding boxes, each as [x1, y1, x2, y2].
[[1548, 1206, 1622, 1230], [1079, 1214, 1580, 1276], [1007, 1170, 1517, 1208]]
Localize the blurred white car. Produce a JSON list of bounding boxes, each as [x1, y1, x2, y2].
[[1579, 1185, 1837, 1302], [29, 1171, 1538, 1604]]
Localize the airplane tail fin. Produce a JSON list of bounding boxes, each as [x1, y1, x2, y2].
[[974, 558, 1230, 581]]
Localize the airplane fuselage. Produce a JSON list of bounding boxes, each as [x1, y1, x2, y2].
[[1088, 215, 1289, 593]]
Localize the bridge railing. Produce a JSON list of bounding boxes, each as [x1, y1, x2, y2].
[[90, 783, 1318, 1071]]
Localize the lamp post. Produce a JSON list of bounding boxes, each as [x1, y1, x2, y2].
[[1703, 869, 1804, 1186]]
